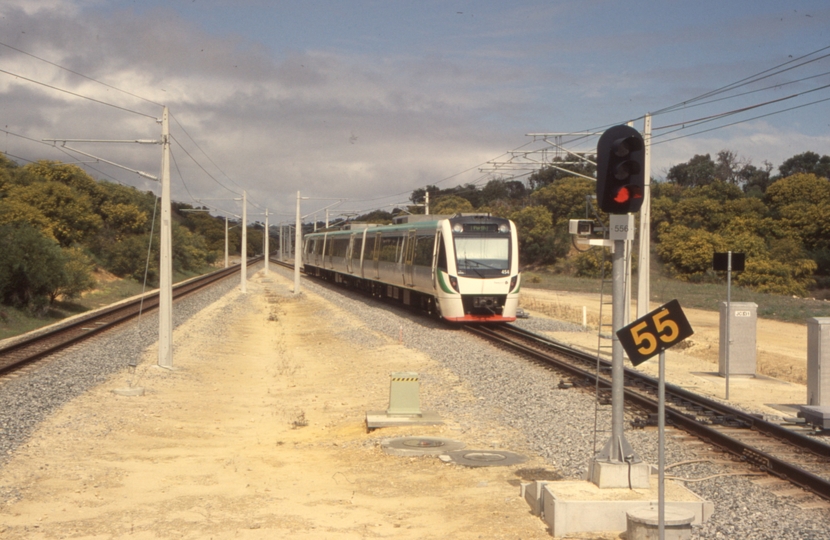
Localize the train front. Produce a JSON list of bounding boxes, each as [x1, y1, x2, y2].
[[436, 215, 520, 323]]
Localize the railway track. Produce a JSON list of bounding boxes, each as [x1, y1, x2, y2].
[[465, 323, 830, 503], [0, 256, 262, 376], [270, 257, 830, 502]]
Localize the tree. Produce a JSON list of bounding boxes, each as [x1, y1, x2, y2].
[[528, 158, 596, 191], [777, 151, 830, 180], [480, 178, 527, 207], [431, 195, 473, 215], [0, 222, 68, 312], [532, 177, 595, 225], [6, 181, 102, 247], [666, 154, 716, 187], [50, 247, 96, 303], [508, 205, 556, 264]]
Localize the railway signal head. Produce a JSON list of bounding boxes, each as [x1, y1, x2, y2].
[[596, 125, 645, 214]]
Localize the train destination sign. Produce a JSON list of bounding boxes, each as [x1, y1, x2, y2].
[[617, 299, 694, 366]]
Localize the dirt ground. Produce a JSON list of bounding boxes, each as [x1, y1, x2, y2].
[[519, 288, 809, 415], [0, 274, 813, 539], [0, 272, 560, 540]]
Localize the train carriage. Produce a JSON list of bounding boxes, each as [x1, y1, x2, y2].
[[302, 213, 520, 323]]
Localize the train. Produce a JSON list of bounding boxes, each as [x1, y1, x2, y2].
[[301, 213, 521, 323]]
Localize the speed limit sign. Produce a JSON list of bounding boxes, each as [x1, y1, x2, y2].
[[617, 299, 694, 366]]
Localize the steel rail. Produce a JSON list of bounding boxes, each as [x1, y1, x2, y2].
[[465, 323, 830, 501], [0, 256, 263, 373]]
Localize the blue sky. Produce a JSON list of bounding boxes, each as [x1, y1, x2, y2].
[[1, 0, 829, 221]]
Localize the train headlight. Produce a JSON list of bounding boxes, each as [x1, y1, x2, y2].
[[449, 275, 460, 293], [510, 275, 519, 292], [452, 224, 463, 233], [498, 224, 509, 233]]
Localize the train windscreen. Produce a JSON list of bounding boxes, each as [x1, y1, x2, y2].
[[454, 237, 510, 276]]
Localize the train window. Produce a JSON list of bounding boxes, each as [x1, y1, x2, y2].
[[454, 237, 509, 274], [332, 238, 349, 258], [413, 235, 434, 267], [350, 236, 362, 259], [437, 235, 448, 271], [364, 235, 376, 260], [378, 236, 401, 263], [314, 239, 324, 255]]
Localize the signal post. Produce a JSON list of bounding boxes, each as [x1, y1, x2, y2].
[[589, 125, 650, 488]]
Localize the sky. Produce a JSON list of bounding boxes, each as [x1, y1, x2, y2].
[[1, 0, 829, 223]]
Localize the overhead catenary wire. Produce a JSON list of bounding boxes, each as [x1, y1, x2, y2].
[[651, 44, 830, 116], [0, 40, 166, 108], [0, 67, 158, 119], [170, 135, 240, 196]]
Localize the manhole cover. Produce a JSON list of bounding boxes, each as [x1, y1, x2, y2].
[[381, 437, 465, 457], [445, 449, 528, 467]]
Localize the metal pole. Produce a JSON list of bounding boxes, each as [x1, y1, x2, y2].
[[264, 208, 269, 275], [624, 239, 631, 327], [637, 113, 652, 319], [294, 191, 302, 294], [659, 350, 666, 540], [241, 190, 247, 293], [611, 238, 626, 460], [158, 106, 173, 369], [726, 250, 732, 400], [224, 216, 229, 269]]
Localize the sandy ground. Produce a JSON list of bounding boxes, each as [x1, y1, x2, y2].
[[519, 288, 810, 417], [0, 274, 814, 539], [0, 272, 558, 540]]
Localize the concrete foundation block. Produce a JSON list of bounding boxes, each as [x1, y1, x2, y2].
[[589, 460, 650, 489], [520, 481, 548, 516], [534, 479, 713, 537]]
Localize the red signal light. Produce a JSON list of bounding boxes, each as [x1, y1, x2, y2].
[[613, 187, 630, 203]]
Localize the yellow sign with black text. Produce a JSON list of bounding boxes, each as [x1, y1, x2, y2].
[[617, 299, 694, 366]]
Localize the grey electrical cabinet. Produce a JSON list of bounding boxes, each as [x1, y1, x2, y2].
[[807, 318, 830, 406], [719, 302, 757, 376]]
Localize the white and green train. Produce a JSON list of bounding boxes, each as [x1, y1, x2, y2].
[[302, 214, 520, 323]]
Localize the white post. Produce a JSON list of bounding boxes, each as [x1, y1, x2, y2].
[[726, 251, 732, 400], [241, 190, 247, 293], [637, 113, 652, 318], [264, 208, 269, 275], [658, 350, 666, 539], [325, 208, 329, 229], [294, 191, 302, 294], [224, 216, 229, 269], [158, 106, 173, 369], [425, 191, 430, 215]]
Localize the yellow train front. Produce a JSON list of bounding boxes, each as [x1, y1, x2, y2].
[[302, 214, 520, 323]]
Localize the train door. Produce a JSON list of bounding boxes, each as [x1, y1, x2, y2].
[[372, 232, 381, 279], [404, 229, 416, 286], [346, 233, 356, 274], [431, 230, 441, 284]]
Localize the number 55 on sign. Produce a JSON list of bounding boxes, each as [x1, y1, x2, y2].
[[617, 299, 694, 366]]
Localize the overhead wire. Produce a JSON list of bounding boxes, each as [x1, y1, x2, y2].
[[1, 41, 248, 206], [651, 44, 830, 116], [0, 67, 158, 119], [170, 113, 244, 191], [0, 40, 165, 108], [169, 135, 240, 196]]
